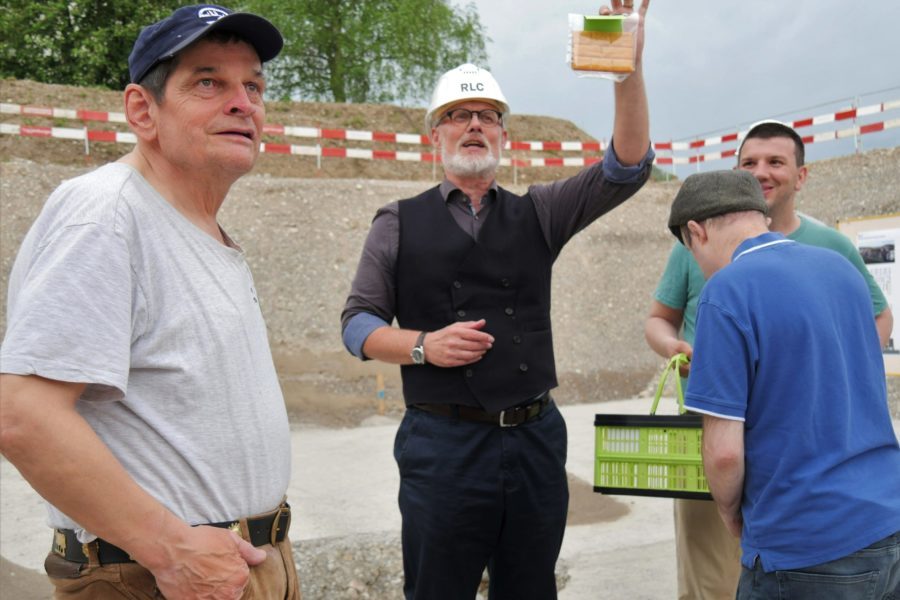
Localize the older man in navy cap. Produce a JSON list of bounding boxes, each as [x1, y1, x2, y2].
[[0, 5, 299, 599]]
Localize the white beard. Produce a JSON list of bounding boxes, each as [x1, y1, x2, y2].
[[442, 152, 499, 178], [441, 136, 500, 178]]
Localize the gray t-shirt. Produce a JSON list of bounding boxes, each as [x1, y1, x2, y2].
[[1, 162, 291, 539]]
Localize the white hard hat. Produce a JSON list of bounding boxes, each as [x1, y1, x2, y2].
[[424, 63, 510, 132]]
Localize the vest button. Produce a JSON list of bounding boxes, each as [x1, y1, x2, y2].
[[501, 278, 510, 287], [457, 309, 467, 318], [519, 363, 529, 372], [453, 280, 462, 289], [512, 335, 521, 344], [465, 369, 474, 377], [504, 307, 514, 316]]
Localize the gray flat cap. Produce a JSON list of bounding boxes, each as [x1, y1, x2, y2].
[[668, 170, 767, 243]]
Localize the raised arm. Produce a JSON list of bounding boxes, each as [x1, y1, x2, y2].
[[606, 0, 651, 165]]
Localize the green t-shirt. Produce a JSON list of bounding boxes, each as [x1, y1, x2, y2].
[[653, 213, 888, 345], [790, 214, 888, 315], [653, 241, 706, 345]]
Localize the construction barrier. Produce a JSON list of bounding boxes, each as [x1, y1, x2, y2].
[[3, 96, 898, 172], [0, 101, 604, 155], [0, 122, 607, 170], [654, 99, 900, 167]]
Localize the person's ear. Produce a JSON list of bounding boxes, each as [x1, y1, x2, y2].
[[430, 126, 441, 152], [124, 84, 158, 142], [686, 219, 707, 245], [795, 165, 808, 192]]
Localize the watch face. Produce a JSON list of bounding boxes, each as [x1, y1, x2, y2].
[[412, 346, 425, 364]]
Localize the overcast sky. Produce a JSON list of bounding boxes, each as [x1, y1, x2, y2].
[[465, 0, 900, 175]]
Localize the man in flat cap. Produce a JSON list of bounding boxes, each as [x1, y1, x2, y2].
[[669, 169, 900, 599], [0, 5, 300, 598]]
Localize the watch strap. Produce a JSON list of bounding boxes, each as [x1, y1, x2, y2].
[[412, 331, 427, 364]]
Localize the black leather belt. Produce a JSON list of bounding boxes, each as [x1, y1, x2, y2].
[[414, 392, 551, 427], [52, 502, 291, 565]]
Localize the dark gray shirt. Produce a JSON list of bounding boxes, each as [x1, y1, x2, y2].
[[341, 142, 655, 357]]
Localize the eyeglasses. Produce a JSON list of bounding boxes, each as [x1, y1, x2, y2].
[[441, 108, 503, 128]]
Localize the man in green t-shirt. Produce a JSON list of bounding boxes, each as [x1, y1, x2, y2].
[[644, 120, 893, 600]]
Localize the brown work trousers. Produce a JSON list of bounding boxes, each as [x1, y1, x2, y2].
[[44, 535, 301, 599], [674, 498, 741, 600]]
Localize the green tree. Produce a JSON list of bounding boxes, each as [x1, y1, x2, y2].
[[0, 1, 178, 90], [240, 0, 489, 104]]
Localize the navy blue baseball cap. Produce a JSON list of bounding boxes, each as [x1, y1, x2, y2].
[[128, 4, 283, 84]]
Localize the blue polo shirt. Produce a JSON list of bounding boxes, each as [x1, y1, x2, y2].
[[685, 232, 900, 572]]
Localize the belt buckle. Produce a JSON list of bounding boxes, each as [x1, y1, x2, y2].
[[499, 408, 517, 428], [270, 503, 291, 546], [53, 529, 67, 556]]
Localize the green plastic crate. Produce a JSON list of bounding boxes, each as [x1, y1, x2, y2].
[[594, 413, 710, 500], [593, 353, 712, 500]]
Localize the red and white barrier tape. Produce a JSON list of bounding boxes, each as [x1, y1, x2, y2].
[[0, 103, 128, 124], [3, 101, 898, 167], [0, 123, 608, 167], [653, 118, 900, 165], [3, 120, 897, 167], [4, 98, 899, 155], [0, 102, 605, 151], [262, 123, 429, 145], [0, 123, 136, 144], [660, 99, 900, 152], [509, 140, 605, 152]]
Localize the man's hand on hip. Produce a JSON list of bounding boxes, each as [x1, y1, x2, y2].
[[145, 524, 267, 599]]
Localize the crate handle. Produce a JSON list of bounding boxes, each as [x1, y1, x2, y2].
[[650, 353, 690, 415]]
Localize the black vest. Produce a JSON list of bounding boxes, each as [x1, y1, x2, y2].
[[396, 186, 557, 413]]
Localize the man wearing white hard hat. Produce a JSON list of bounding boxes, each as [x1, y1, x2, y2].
[[644, 119, 892, 599], [342, 1, 652, 598]]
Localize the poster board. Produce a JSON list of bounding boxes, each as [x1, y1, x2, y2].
[[837, 213, 899, 376]]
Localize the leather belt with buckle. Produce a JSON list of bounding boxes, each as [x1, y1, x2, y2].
[[414, 392, 551, 427], [52, 502, 291, 565]]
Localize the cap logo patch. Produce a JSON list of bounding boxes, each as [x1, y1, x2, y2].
[[198, 7, 229, 23]]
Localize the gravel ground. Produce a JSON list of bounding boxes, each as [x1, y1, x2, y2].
[[296, 533, 571, 599], [2, 149, 897, 411]]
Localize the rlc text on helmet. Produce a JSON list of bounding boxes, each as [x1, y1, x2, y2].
[[460, 82, 485, 92]]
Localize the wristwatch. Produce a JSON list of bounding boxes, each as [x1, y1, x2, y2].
[[411, 331, 427, 365]]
